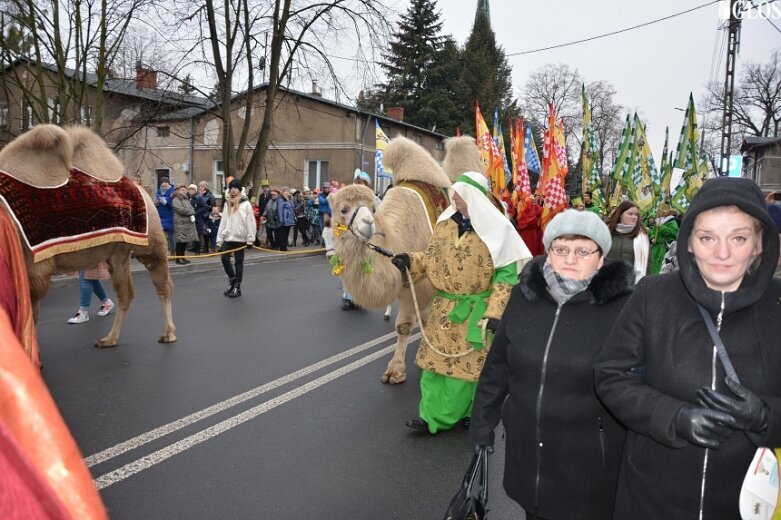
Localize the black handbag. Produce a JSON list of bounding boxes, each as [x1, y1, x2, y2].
[[442, 447, 489, 520]]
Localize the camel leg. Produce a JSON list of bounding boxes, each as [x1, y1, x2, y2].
[[382, 289, 418, 384], [139, 253, 176, 344], [383, 305, 392, 321], [95, 254, 133, 348]]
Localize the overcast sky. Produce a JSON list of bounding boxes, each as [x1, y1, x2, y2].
[[357, 0, 778, 163]]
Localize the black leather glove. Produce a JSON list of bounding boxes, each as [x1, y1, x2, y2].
[[391, 253, 410, 272], [697, 377, 769, 434], [473, 444, 494, 455], [486, 318, 500, 332], [674, 404, 736, 449]]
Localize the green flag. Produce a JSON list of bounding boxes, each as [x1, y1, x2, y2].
[[659, 126, 672, 199], [609, 114, 633, 209], [581, 84, 605, 213], [626, 115, 657, 215], [673, 93, 699, 172]]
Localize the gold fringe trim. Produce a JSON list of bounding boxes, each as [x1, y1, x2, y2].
[[32, 234, 149, 263]]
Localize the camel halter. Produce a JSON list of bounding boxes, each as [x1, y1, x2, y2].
[[365, 245, 490, 359]]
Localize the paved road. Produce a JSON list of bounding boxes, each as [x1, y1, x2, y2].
[[38, 253, 523, 519]]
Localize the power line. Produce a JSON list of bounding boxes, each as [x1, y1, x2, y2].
[[766, 17, 781, 35], [506, 1, 720, 57]]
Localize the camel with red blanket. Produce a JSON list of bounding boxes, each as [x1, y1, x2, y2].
[[0, 125, 176, 348]]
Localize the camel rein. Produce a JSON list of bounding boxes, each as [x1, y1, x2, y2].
[[363, 242, 488, 359]]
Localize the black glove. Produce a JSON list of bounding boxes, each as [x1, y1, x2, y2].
[[674, 404, 736, 449], [697, 377, 769, 434], [473, 444, 494, 455], [486, 318, 500, 332], [391, 253, 410, 272]]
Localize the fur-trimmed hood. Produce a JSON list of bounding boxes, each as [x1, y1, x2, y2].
[[519, 256, 634, 306]]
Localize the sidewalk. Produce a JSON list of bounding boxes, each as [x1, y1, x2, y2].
[[51, 243, 325, 285]]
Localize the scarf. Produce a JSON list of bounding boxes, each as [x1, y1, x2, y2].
[[616, 223, 635, 234], [633, 231, 649, 282], [543, 260, 594, 305]]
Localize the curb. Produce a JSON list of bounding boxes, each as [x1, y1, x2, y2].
[[50, 247, 325, 285]]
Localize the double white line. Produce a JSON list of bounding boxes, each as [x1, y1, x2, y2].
[[88, 331, 418, 490]]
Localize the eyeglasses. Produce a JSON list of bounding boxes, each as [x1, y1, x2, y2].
[[549, 246, 600, 258]]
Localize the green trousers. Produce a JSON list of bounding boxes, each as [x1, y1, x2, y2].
[[418, 370, 478, 434]]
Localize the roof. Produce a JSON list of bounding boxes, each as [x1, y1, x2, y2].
[[740, 136, 781, 153], [160, 83, 448, 139]]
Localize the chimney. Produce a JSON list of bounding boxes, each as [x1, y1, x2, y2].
[[311, 79, 322, 98], [135, 62, 157, 90], [385, 106, 404, 122]]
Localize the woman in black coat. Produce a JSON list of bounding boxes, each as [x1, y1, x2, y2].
[[595, 177, 781, 519], [469, 210, 634, 520]]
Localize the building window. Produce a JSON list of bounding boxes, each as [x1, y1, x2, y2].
[[80, 105, 92, 125], [305, 160, 329, 190], [435, 141, 444, 151], [156, 126, 170, 138], [21, 102, 34, 130], [214, 160, 225, 198], [154, 168, 170, 188], [47, 97, 61, 124], [0, 105, 7, 128]]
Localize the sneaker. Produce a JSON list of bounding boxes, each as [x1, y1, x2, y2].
[[67, 311, 89, 324], [98, 299, 114, 317]]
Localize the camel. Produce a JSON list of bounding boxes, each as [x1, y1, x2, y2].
[[329, 136, 454, 384], [0, 124, 176, 348]]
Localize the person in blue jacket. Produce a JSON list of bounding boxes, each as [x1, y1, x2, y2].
[[154, 177, 175, 253], [275, 188, 296, 251], [317, 183, 332, 237]]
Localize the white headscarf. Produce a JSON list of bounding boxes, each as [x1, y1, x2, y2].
[[437, 171, 532, 269]]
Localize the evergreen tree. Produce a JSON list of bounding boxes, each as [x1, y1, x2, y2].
[[415, 36, 463, 133], [357, 0, 444, 126], [455, 6, 518, 135]]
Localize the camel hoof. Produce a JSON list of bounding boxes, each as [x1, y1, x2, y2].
[[383, 314, 390, 321], [382, 371, 406, 384], [158, 334, 177, 343], [94, 339, 118, 349]]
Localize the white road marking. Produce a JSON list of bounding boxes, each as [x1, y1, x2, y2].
[[85, 330, 401, 467], [93, 334, 419, 490]]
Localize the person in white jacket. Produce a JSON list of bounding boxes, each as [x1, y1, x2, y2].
[[217, 178, 257, 298]]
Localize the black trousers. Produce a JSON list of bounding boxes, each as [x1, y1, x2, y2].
[[292, 217, 309, 245], [220, 242, 246, 284], [266, 227, 278, 249], [276, 226, 291, 251], [175, 242, 187, 258]]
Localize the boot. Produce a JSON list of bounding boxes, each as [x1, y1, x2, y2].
[[223, 278, 235, 296], [227, 283, 242, 298]]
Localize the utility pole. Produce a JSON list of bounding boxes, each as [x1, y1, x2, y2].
[[719, 0, 742, 175]]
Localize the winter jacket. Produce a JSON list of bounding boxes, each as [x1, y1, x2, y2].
[[276, 197, 295, 227], [317, 192, 331, 217], [469, 256, 634, 520], [595, 177, 781, 520], [172, 195, 198, 244], [191, 191, 214, 235], [154, 185, 175, 231], [217, 196, 257, 246]]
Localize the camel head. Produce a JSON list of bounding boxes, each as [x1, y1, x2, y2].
[[442, 135, 485, 183], [328, 184, 377, 241]]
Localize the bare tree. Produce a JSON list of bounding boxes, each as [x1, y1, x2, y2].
[[0, 0, 158, 134], [586, 79, 624, 175], [522, 62, 582, 157], [701, 48, 781, 156]]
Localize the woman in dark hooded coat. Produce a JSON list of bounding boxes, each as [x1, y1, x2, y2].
[[595, 177, 781, 519], [469, 209, 634, 520]]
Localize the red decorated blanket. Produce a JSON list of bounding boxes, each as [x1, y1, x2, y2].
[[0, 168, 148, 263]]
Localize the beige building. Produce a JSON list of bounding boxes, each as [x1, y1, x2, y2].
[[129, 85, 446, 199], [0, 59, 447, 199], [741, 136, 781, 192]]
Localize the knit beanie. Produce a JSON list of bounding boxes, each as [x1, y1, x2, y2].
[[543, 209, 612, 255], [228, 178, 243, 191]]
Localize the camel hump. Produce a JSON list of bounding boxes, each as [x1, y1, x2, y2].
[[66, 125, 124, 181], [0, 125, 73, 186], [442, 135, 485, 182], [384, 136, 451, 188]]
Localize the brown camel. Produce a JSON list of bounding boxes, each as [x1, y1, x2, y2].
[[0, 124, 176, 348], [329, 136, 452, 383]]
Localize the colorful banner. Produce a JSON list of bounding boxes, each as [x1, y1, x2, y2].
[[475, 101, 505, 194], [581, 84, 605, 213], [375, 119, 392, 179]]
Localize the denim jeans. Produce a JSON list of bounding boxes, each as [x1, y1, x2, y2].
[[79, 271, 108, 309]]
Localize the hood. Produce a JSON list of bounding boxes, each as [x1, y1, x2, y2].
[[519, 256, 634, 306], [675, 177, 780, 316]]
